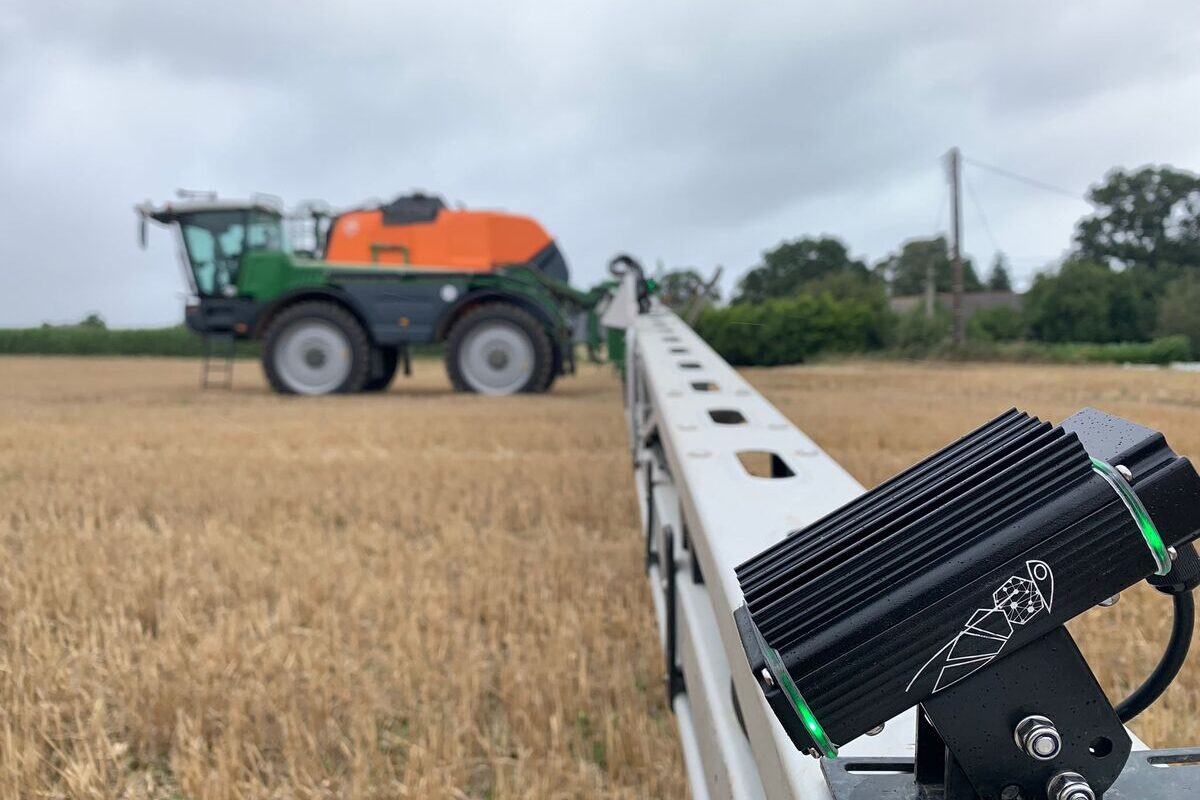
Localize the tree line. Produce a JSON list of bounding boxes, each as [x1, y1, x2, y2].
[[665, 165, 1200, 364]]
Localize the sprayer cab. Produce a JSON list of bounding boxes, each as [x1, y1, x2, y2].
[[137, 196, 286, 299]]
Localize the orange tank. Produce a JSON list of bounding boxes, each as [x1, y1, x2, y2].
[[323, 193, 569, 282]]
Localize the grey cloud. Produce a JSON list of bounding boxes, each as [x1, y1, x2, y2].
[[2, 1, 1200, 325]]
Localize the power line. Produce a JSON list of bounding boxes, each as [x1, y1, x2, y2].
[[961, 156, 1085, 201], [1004, 254, 1067, 262], [962, 169, 1002, 256], [933, 178, 947, 235]]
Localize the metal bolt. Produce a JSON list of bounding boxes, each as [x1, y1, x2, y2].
[[1014, 715, 1062, 761], [1099, 593, 1121, 607], [1169, 545, 1179, 562], [760, 667, 775, 688], [805, 747, 821, 758], [1000, 785, 1024, 800], [1048, 772, 1095, 800], [1115, 464, 1133, 481], [866, 723, 886, 736]]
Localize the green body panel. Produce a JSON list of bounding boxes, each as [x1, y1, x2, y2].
[[607, 328, 627, 378], [237, 251, 330, 298], [229, 251, 601, 352]]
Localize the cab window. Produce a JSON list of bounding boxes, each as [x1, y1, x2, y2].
[[248, 211, 285, 252], [180, 212, 247, 297]]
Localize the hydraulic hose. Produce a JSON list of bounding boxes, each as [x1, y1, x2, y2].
[[607, 254, 653, 312], [1116, 590, 1195, 723]]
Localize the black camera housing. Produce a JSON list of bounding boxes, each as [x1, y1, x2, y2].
[[734, 408, 1200, 764]]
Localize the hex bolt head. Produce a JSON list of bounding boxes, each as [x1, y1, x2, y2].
[[1115, 464, 1133, 481], [1014, 715, 1062, 761], [760, 667, 775, 688], [1099, 593, 1121, 608], [1000, 785, 1024, 800], [1048, 771, 1095, 800], [866, 723, 886, 736]]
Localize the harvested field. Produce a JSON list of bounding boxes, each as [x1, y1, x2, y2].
[[0, 356, 1197, 798]]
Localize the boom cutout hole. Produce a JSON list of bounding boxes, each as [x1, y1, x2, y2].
[[679, 361, 702, 370], [669, 347, 689, 354], [842, 762, 913, 776], [1090, 737, 1114, 758], [737, 450, 795, 479], [709, 409, 747, 425], [691, 381, 719, 392], [1148, 753, 1200, 767]]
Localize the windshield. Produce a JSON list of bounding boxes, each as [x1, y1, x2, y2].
[[179, 210, 284, 296]]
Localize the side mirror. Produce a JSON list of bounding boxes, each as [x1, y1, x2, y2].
[[134, 202, 155, 249]]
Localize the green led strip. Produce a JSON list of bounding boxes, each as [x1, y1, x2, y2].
[[752, 625, 838, 758], [1091, 458, 1171, 576]]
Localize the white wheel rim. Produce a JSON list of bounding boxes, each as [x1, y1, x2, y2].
[[459, 321, 535, 395], [274, 319, 352, 395]]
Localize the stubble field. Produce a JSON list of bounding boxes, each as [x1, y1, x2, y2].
[[0, 356, 1198, 799]]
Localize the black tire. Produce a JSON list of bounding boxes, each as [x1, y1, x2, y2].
[[363, 346, 399, 392], [261, 301, 371, 395], [445, 303, 553, 395], [533, 341, 561, 393]]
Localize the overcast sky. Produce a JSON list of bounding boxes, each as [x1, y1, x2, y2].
[[2, 2, 1199, 327]]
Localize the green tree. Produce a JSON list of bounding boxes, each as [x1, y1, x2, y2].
[[1075, 166, 1200, 270], [968, 306, 1024, 342], [802, 269, 888, 305], [987, 253, 1013, 291], [694, 293, 888, 365], [79, 313, 107, 329], [893, 303, 951, 349], [1023, 260, 1157, 343], [656, 269, 721, 312], [876, 236, 982, 295], [735, 237, 868, 303], [1156, 272, 1200, 358]]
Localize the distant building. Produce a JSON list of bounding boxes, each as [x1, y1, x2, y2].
[[889, 291, 1022, 318]]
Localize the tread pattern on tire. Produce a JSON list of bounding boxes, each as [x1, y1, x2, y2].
[[535, 336, 562, 393], [261, 301, 371, 395], [444, 303, 553, 394], [363, 346, 399, 392]]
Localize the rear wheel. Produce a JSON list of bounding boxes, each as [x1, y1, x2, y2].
[[445, 304, 553, 395], [262, 302, 370, 395], [534, 343, 561, 393], [534, 370, 558, 393], [363, 346, 399, 392]]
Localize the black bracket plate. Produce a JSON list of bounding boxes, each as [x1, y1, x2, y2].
[[822, 749, 1200, 800], [919, 627, 1129, 798]]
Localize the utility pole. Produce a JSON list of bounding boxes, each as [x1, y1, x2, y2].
[[924, 260, 935, 318], [947, 147, 965, 345]]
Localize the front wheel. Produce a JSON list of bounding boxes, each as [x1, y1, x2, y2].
[[445, 304, 553, 395], [262, 302, 371, 395]]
